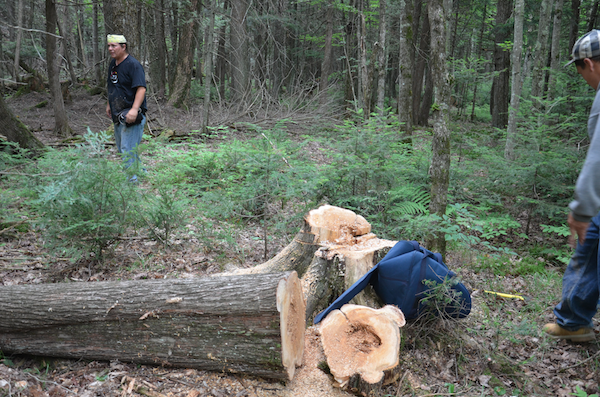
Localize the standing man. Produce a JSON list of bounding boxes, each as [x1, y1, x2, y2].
[[543, 30, 600, 342], [105, 34, 147, 178]]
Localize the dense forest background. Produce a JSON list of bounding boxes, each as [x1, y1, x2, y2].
[[0, 0, 596, 127]]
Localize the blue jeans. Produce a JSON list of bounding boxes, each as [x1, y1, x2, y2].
[[554, 212, 600, 330], [114, 114, 146, 170]]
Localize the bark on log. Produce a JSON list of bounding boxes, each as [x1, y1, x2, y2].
[[0, 272, 305, 380], [0, 94, 45, 156], [318, 304, 406, 388]]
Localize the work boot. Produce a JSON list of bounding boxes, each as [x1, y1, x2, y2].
[[543, 323, 595, 342]]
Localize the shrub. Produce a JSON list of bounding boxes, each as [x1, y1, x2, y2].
[[34, 130, 141, 261]]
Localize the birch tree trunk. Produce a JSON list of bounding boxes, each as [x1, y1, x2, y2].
[[426, 0, 451, 257], [530, 0, 553, 110], [398, 0, 413, 132], [505, 0, 525, 161], [376, 0, 387, 112], [45, 0, 72, 137], [547, 0, 564, 102]]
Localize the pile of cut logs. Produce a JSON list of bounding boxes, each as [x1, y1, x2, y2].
[[0, 205, 406, 393]]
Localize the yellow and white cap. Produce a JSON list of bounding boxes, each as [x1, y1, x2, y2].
[[107, 34, 127, 44]]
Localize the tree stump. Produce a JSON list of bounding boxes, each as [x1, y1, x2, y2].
[[0, 272, 305, 380], [318, 304, 406, 388], [234, 205, 396, 322]]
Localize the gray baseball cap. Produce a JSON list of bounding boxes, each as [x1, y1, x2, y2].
[[566, 30, 600, 66]]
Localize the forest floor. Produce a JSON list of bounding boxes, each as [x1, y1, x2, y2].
[[2, 87, 600, 397]]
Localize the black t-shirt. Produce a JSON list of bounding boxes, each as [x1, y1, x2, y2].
[[107, 55, 147, 123]]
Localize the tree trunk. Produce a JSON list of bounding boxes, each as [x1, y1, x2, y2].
[[319, 304, 405, 388], [202, 4, 216, 132], [398, 0, 413, 132], [230, 0, 250, 104], [319, 0, 334, 104], [147, 0, 167, 99], [45, 0, 72, 137], [216, 0, 228, 102], [0, 272, 305, 381], [470, 1, 487, 122], [376, 0, 387, 113], [76, 4, 88, 74], [530, 0, 553, 109], [57, 9, 77, 85], [358, 8, 370, 115], [168, 0, 200, 107], [490, 0, 512, 129], [426, 0, 451, 257], [418, 65, 434, 125], [104, 0, 141, 59], [569, 0, 580, 51], [412, 4, 430, 126], [505, 0, 525, 161], [92, 1, 102, 85], [587, 0, 599, 31], [13, 0, 24, 81], [0, 95, 45, 155], [344, 12, 358, 115], [547, 0, 564, 103], [271, 0, 286, 99]]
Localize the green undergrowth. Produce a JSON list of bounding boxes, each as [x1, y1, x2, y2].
[[0, 112, 582, 269]]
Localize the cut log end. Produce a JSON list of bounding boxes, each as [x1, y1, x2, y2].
[[305, 205, 371, 244], [277, 271, 306, 380], [318, 304, 406, 387]]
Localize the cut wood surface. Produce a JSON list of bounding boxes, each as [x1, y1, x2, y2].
[[318, 304, 406, 388], [0, 271, 305, 380]]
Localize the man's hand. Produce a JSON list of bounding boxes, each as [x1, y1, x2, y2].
[[106, 103, 111, 118], [125, 108, 139, 124], [568, 212, 590, 248]]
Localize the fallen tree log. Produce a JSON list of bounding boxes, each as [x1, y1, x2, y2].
[[318, 304, 406, 389], [0, 271, 305, 380], [0, 205, 401, 387]]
